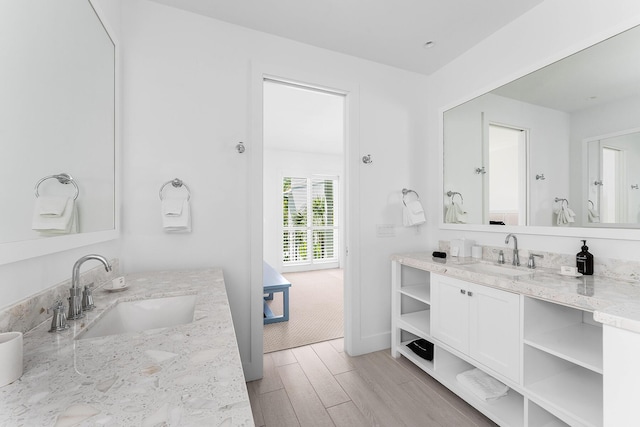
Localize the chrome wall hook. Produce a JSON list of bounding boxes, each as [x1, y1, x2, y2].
[[362, 154, 373, 164], [236, 142, 245, 154], [536, 174, 546, 180], [475, 166, 486, 174]]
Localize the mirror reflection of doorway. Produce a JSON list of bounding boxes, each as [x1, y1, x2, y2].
[[600, 146, 625, 223], [262, 79, 345, 354], [587, 129, 640, 224], [487, 123, 528, 226]]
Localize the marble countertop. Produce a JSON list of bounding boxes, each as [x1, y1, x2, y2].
[[0, 268, 254, 426], [392, 252, 640, 333]]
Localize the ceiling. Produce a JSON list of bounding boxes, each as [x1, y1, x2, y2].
[[492, 24, 640, 113], [148, 0, 544, 75]]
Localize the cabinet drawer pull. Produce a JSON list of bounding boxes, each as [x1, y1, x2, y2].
[[460, 289, 466, 295], [468, 291, 473, 297]]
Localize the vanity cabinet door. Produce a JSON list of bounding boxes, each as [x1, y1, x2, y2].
[[468, 283, 521, 383], [431, 274, 470, 354]]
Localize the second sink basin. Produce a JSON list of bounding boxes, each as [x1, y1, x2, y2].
[[76, 294, 197, 340], [463, 263, 533, 278]]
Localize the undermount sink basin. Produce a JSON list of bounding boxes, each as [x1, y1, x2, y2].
[[463, 263, 532, 278], [76, 294, 197, 340]]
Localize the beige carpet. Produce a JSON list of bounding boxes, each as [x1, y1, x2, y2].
[[263, 268, 343, 353]]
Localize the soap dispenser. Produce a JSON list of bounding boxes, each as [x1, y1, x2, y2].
[[576, 239, 594, 275]]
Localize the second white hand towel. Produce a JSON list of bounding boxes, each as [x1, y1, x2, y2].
[[162, 198, 191, 232], [403, 200, 426, 226]]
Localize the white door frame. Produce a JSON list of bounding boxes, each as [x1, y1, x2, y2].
[[248, 63, 360, 381]]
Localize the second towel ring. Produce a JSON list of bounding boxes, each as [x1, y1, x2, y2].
[[446, 190, 463, 204], [159, 178, 191, 201], [401, 188, 420, 206], [34, 173, 79, 200]]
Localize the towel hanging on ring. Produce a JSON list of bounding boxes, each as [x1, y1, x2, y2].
[[402, 188, 425, 226]]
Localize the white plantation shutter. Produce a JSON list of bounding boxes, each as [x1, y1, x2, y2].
[[283, 176, 338, 266]]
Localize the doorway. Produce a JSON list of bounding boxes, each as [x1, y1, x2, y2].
[[262, 79, 345, 353]]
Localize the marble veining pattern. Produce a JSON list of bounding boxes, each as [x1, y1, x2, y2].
[[393, 252, 640, 333], [0, 268, 253, 427]]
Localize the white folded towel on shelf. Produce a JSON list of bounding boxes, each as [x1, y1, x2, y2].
[[456, 368, 509, 401], [32, 197, 78, 235], [403, 200, 426, 226], [162, 198, 191, 232], [588, 207, 600, 223], [445, 201, 467, 224]]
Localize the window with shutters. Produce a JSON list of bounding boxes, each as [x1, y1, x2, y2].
[[282, 176, 339, 267]]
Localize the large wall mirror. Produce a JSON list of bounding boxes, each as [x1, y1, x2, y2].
[[443, 23, 640, 233], [0, 0, 117, 264]]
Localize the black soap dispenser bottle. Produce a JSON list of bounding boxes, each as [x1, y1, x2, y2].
[[576, 239, 594, 275]]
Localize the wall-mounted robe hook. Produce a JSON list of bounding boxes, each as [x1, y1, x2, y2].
[[536, 174, 546, 180], [362, 154, 373, 164], [236, 142, 245, 154], [475, 166, 486, 174]]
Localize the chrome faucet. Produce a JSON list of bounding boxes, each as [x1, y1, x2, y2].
[[68, 254, 112, 320], [505, 234, 520, 266]]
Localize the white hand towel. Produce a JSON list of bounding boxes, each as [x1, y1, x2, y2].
[[32, 198, 78, 234], [588, 207, 600, 223], [37, 196, 69, 217], [162, 198, 184, 216], [162, 199, 191, 232], [445, 201, 467, 224], [454, 202, 468, 223], [456, 368, 509, 401], [403, 200, 426, 226], [564, 206, 576, 223]]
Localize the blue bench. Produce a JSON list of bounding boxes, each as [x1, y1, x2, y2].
[[263, 262, 291, 324]]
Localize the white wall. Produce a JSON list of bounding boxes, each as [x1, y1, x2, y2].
[[429, 0, 640, 258], [263, 149, 342, 271], [121, 0, 430, 380]]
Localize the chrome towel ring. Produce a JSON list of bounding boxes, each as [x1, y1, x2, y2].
[[34, 173, 79, 200], [554, 197, 569, 207], [401, 188, 420, 206], [159, 178, 191, 201], [446, 190, 463, 204]]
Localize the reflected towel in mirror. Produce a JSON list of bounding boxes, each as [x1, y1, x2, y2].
[[445, 201, 467, 224], [554, 205, 575, 225], [588, 207, 600, 223], [403, 200, 426, 226]]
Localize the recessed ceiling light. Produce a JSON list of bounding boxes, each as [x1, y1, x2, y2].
[[423, 41, 435, 49]]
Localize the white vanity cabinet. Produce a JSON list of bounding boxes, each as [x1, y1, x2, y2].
[[431, 274, 521, 383], [392, 262, 526, 427], [391, 256, 609, 427]]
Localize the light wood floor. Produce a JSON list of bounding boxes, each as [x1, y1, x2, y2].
[[247, 339, 497, 427]]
